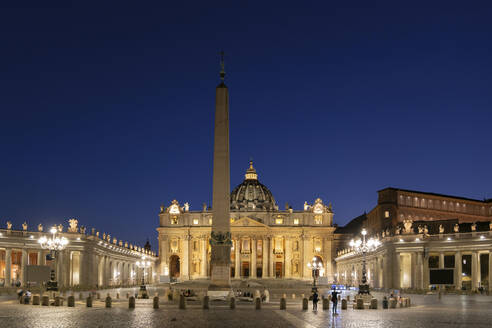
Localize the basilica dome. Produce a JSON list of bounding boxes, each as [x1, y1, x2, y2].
[[230, 161, 278, 211]]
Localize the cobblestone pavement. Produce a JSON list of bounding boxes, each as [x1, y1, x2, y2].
[[1, 294, 492, 328]]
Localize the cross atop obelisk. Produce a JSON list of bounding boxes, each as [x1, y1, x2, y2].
[[209, 51, 231, 290]]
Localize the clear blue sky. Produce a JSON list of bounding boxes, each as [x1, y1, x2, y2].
[[1, 1, 491, 250]]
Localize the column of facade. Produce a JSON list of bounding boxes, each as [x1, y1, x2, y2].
[[234, 238, 240, 278], [251, 238, 257, 278], [393, 252, 401, 289], [302, 236, 311, 279], [181, 237, 189, 279], [5, 248, 11, 286], [201, 237, 208, 278], [262, 237, 268, 278], [21, 249, 27, 286], [284, 237, 291, 278], [471, 251, 478, 291], [455, 251, 462, 290], [439, 252, 444, 269], [268, 236, 274, 278], [323, 237, 332, 281], [423, 253, 430, 289]]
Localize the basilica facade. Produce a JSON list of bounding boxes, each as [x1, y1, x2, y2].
[[157, 162, 342, 282]]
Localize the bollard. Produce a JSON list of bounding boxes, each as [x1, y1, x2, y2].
[[42, 295, 49, 306], [105, 295, 112, 308], [153, 296, 159, 309], [341, 298, 347, 310], [322, 298, 329, 310], [302, 298, 308, 311], [116, 292, 120, 299], [370, 298, 377, 309], [86, 296, 93, 307], [32, 295, 40, 306], [67, 295, 75, 307], [255, 297, 261, 310], [356, 298, 364, 310], [389, 298, 397, 309], [202, 296, 209, 310], [54, 296, 61, 307], [230, 296, 236, 309], [96, 292, 101, 300], [382, 297, 388, 309], [280, 297, 287, 310], [338, 294, 341, 301], [129, 296, 136, 309], [346, 295, 350, 301], [179, 294, 186, 309]]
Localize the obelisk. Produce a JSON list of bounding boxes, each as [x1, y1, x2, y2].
[[209, 52, 231, 289]]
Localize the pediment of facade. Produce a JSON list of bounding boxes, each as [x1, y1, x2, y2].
[[231, 217, 269, 229]]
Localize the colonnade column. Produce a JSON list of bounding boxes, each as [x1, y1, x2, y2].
[[410, 253, 416, 289], [416, 252, 423, 289], [268, 236, 274, 278], [5, 249, 11, 286], [455, 251, 462, 291], [488, 251, 492, 293], [439, 252, 445, 269], [251, 238, 257, 278], [302, 236, 311, 279], [21, 249, 27, 286], [284, 237, 291, 278], [471, 251, 478, 291], [393, 252, 401, 289], [423, 253, 429, 289], [234, 238, 240, 278], [37, 251, 43, 266], [262, 237, 268, 278]]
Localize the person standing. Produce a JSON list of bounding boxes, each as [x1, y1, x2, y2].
[[331, 289, 339, 314], [312, 291, 319, 311]]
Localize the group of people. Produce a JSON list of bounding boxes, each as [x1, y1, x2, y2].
[[311, 288, 339, 314]]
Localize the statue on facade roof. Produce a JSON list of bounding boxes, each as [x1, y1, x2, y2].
[[303, 201, 309, 211], [439, 224, 444, 234], [454, 224, 459, 233], [471, 222, 477, 232], [6, 221, 12, 230], [68, 218, 78, 233], [57, 224, 63, 232], [395, 226, 401, 235], [489, 222, 492, 231], [184, 202, 190, 212], [403, 219, 413, 234], [38, 223, 43, 232], [103, 233, 106, 240], [423, 225, 428, 235], [80, 226, 86, 234], [22, 222, 28, 231]]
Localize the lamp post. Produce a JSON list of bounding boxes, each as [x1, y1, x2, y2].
[[38, 226, 69, 292], [349, 228, 380, 295], [307, 257, 323, 291], [136, 256, 151, 298]]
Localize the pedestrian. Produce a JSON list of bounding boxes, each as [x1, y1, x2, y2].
[[312, 291, 319, 311], [331, 289, 338, 314]]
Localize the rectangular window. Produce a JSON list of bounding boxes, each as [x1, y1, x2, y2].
[[193, 219, 199, 225], [275, 218, 283, 225], [480, 253, 489, 287], [293, 218, 299, 225], [384, 211, 390, 218], [428, 255, 439, 269], [444, 255, 455, 268], [28, 253, 38, 265]]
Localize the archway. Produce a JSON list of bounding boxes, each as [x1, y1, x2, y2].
[[169, 255, 180, 278]]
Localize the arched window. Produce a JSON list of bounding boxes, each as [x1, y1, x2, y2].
[[420, 199, 426, 208]]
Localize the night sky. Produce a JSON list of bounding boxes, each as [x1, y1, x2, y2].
[[1, 1, 491, 250]]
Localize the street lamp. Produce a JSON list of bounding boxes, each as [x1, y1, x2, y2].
[[136, 256, 151, 299], [307, 257, 323, 291], [38, 226, 69, 292], [349, 228, 380, 295]]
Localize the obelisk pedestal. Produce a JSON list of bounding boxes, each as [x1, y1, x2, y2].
[[208, 56, 232, 292]]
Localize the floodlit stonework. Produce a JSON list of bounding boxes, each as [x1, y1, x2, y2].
[[335, 188, 492, 292], [157, 162, 341, 282], [0, 220, 157, 288]]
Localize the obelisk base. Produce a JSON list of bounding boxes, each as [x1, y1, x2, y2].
[[208, 244, 231, 291]]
